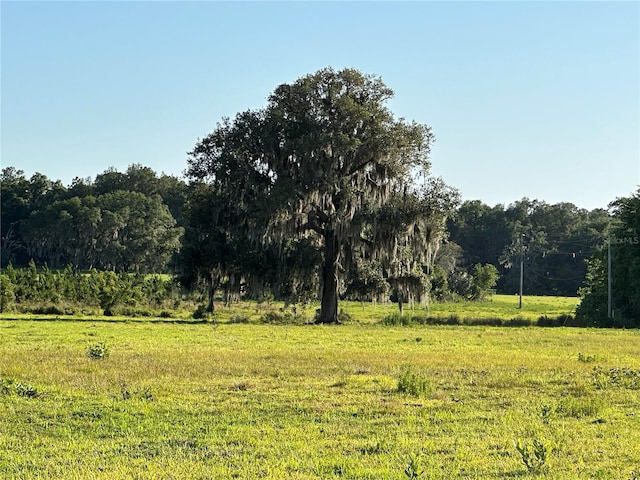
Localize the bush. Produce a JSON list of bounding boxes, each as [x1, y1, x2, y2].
[[470, 263, 499, 301], [0, 274, 15, 312], [16, 382, 40, 398], [32, 304, 66, 315], [86, 342, 109, 360], [537, 314, 576, 327], [504, 317, 532, 327], [397, 367, 432, 397], [382, 312, 412, 326], [0, 378, 41, 398], [514, 438, 551, 473], [260, 311, 306, 325], [229, 314, 249, 324], [192, 304, 212, 320], [0, 266, 189, 317], [445, 314, 462, 325]]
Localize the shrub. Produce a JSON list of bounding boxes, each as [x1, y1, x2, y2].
[[260, 311, 306, 325], [16, 382, 40, 398], [577, 352, 597, 363], [87, 342, 109, 360], [261, 311, 284, 324], [397, 367, 432, 397], [504, 317, 532, 327], [0, 274, 15, 312], [537, 314, 576, 327], [192, 304, 212, 320], [0, 378, 15, 395], [382, 312, 411, 326], [445, 314, 462, 325], [229, 314, 249, 324], [1, 378, 41, 398], [514, 438, 551, 473], [32, 304, 66, 315], [119, 381, 154, 401], [592, 367, 640, 390], [466, 317, 503, 326]]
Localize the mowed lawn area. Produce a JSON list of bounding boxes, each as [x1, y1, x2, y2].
[[1, 317, 638, 479]]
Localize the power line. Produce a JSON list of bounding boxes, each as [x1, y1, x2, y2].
[[524, 264, 587, 283]]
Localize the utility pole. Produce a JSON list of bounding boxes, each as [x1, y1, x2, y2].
[[518, 234, 524, 309]]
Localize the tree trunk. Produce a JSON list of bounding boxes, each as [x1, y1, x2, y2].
[[317, 231, 339, 324], [206, 271, 217, 313]]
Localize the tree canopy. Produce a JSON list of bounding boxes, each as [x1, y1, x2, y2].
[[185, 67, 446, 322], [577, 188, 640, 326], [446, 198, 609, 297], [1, 166, 184, 273]]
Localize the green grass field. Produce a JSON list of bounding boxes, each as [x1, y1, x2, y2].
[[339, 294, 580, 323], [1, 312, 638, 479]]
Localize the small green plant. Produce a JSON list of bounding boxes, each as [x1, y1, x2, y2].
[[578, 352, 597, 363], [404, 453, 424, 479], [0, 378, 14, 395], [397, 367, 431, 397], [539, 403, 554, 424], [229, 380, 252, 391], [86, 341, 109, 360], [16, 382, 40, 398], [514, 438, 551, 473], [119, 381, 154, 401], [592, 367, 640, 390], [1, 378, 41, 398], [556, 396, 602, 418], [359, 439, 390, 455], [138, 386, 155, 401]]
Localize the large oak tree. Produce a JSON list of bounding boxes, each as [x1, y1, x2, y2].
[[186, 67, 435, 323]]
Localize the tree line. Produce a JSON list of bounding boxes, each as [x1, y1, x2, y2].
[[1, 67, 637, 325], [1, 164, 185, 272], [445, 199, 611, 297]]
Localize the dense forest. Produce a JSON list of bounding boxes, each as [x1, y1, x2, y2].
[[1, 68, 637, 326]]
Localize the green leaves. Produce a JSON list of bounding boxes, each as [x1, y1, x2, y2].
[[578, 188, 640, 326], [184, 67, 452, 321], [514, 438, 551, 473]]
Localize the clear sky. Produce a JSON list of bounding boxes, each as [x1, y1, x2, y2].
[[2, 1, 639, 210]]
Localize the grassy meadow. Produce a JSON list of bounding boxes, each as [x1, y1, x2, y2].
[[1, 302, 639, 479]]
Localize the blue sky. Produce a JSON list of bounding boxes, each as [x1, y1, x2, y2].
[[2, 1, 638, 210]]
